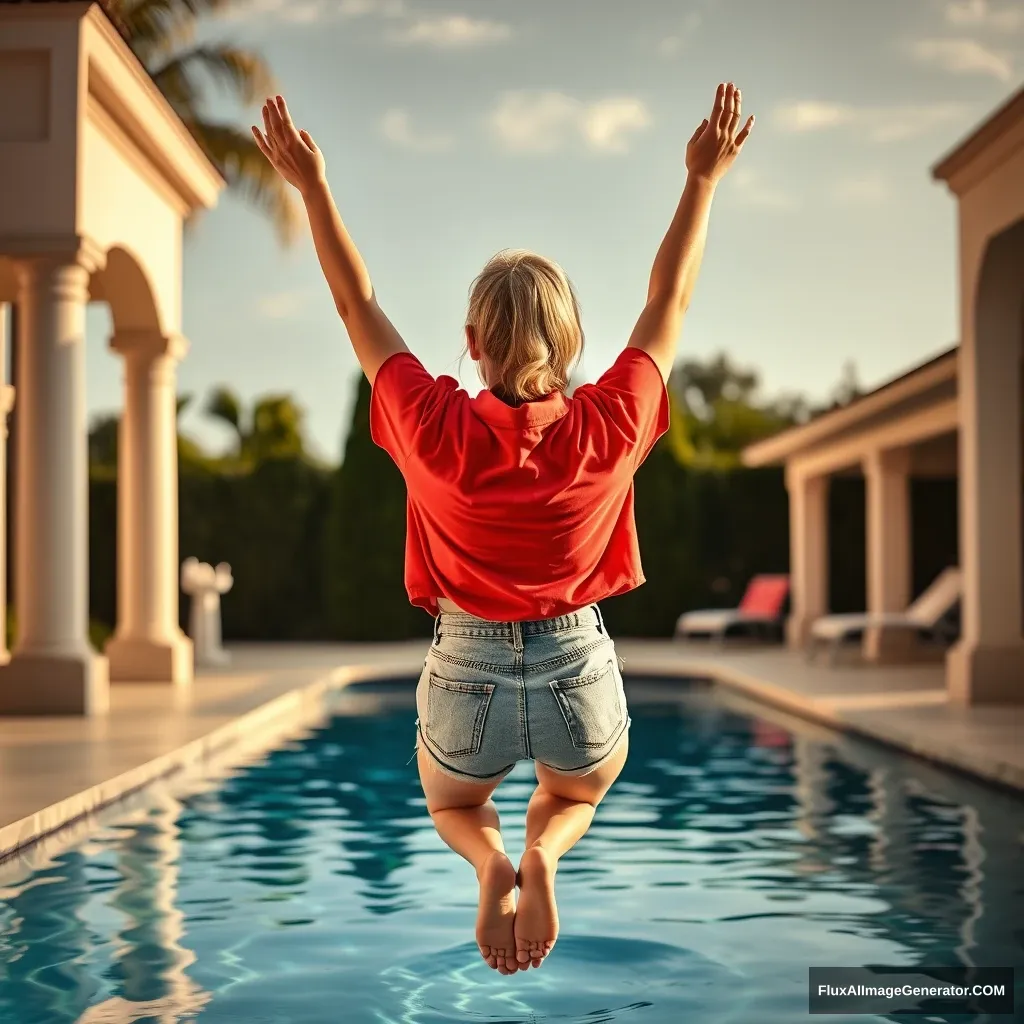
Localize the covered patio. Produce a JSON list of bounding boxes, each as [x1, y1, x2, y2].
[[0, 0, 223, 713], [744, 84, 1024, 707]]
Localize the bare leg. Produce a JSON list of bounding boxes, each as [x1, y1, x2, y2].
[[515, 736, 628, 969], [417, 746, 519, 974]]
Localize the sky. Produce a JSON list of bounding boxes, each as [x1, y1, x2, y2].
[[80, 0, 1024, 462]]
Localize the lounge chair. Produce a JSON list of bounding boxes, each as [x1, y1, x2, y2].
[[807, 567, 961, 662], [675, 574, 790, 643]]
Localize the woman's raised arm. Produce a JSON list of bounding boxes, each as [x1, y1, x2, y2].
[[253, 96, 410, 383], [627, 83, 754, 381]]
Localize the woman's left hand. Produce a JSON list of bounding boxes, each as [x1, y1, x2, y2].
[[252, 95, 326, 196]]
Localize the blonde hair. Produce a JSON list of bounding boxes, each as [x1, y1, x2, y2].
[[466, 249, 584, 404]]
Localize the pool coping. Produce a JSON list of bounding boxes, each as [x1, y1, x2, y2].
[[634, 653, 1024, 795], [0, 659, 422, 868], [2, 646, 1021, 866]]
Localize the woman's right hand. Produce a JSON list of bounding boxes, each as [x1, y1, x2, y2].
[[252, 95, 327, 198], [685, 83, 754, 184]]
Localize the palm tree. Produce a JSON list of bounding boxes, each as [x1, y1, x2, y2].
[[107, 0, 301, 244], [204, 385, 308, 464]]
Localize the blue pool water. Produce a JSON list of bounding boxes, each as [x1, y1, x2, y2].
[[0, 677, 1022, 1024]]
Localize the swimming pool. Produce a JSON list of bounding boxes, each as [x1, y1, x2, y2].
[[1, 675, 1021, 1024]]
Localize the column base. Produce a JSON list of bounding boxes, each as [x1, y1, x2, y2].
[[863, 626, 921, 664], [786, 614, 816, 650], [106, 632, 194, 684], [0, 651, 109, 715], [947, 640, 1024, 705]]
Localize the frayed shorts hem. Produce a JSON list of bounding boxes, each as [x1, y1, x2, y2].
[[415, 726, 516, 785], [536, 716, 631, 778], [414, 716, 630, 785]]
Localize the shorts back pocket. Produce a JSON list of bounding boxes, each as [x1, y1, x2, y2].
[[549, 661, 623, 749], [425, 674, 496, 758]]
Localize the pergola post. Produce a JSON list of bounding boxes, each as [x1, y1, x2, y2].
[[786, 468, 829, 649]]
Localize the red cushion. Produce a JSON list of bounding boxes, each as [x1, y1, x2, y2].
[[737, 575, 790, 617]]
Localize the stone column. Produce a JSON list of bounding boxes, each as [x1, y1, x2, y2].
[[947, 245, 1024, 704], [863, 447, 914, 662], [105, 331, 193, 684], [0, 303, 14, 666], [786, 468, 829, 649], [0, 254, 109, 715]]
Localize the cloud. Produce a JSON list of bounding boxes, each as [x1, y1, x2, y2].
[[390, 14, 513, 48], [379, 108, 454, 151], [581, 99, 653, 153], [219, 0, 404, 25], [831, 173, 890, 205], [909, 37, 1015, 81], [728, 168, 797, 210], [256, 290, 309, 319], [657, 11, 703, 57], [774, 100, 970, 141], [488, 92, 653, 154], [944, 0, 1024, 31]]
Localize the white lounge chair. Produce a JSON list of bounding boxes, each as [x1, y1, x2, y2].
[[808, 567, 961, 662], [676, 575, 790, 644]]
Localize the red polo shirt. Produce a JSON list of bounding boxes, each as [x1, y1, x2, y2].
[[369, 347, 670, 621]]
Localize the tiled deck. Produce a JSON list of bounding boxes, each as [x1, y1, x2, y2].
[[1, 639, 1022, 864]]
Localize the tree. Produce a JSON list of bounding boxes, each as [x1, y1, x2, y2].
[[107, 0, 300, 244], [323, 373, 429, 641], [667, 351, 805, 466], [824, 359, 864, 411], [203, 386, 308, 465]]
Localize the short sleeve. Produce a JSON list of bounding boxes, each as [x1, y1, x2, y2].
[[577, 348, 670, 466], [369, 352, 453, 468]]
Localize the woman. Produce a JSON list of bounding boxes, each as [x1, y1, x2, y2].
[[254, 83, 753, 976]]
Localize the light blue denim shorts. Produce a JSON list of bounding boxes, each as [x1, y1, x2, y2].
[[415, 604, 630, 784]]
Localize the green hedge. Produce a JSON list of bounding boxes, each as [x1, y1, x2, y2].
[[82, 386, 958, 641]]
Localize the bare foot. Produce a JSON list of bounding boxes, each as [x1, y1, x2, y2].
[[514, 845, 558, 969], [476, 851, 519, 975]]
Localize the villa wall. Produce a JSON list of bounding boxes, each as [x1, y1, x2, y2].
[[0, 19, 80, 237]]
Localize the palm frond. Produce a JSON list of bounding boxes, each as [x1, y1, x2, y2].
[[112, 0, 235, 60], [185, 119, 302, 246], [204, 386, 244, 435], [150, 44, 275, 112]]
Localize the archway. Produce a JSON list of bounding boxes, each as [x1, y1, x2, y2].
[[91, 246, 193, 685], [947, 216, 1024, 703]]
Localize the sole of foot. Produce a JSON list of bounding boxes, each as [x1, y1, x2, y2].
[[514, 845, 558, 969], [476, 851, 519, 975]]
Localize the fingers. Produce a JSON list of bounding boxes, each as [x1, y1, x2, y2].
[[688, 118, 709, 146], [275, 95, 295, 129], [262, 102, 276, 144], [718, 82, 737, 131], [265, 97, 283, 137], [299, 129, 319, 153], [711, 82, 726, 124], [251, 124, 273, 160], [734, 114, 755, 149], [729, 87, 742, 135]]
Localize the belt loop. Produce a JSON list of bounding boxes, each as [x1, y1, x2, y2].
[[593, 604, 606, 635]]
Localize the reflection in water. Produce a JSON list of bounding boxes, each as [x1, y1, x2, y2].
[[0, 678, 1021, 1024]]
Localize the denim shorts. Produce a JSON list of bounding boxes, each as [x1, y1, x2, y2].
[[415, 604, 629, 784]]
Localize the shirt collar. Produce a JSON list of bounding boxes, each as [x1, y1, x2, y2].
[[472, 388, 570, 429]]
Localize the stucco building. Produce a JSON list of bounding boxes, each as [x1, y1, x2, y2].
[[0, 0, 223, 713], [745, 85, 1024, 706]]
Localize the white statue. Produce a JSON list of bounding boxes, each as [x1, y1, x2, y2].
[[181, 557, 233, 668]]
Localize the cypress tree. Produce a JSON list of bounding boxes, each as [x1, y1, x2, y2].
[[324, 372, 432, 641]]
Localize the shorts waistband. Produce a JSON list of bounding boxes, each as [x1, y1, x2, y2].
[[433, 604, 606, 640]]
